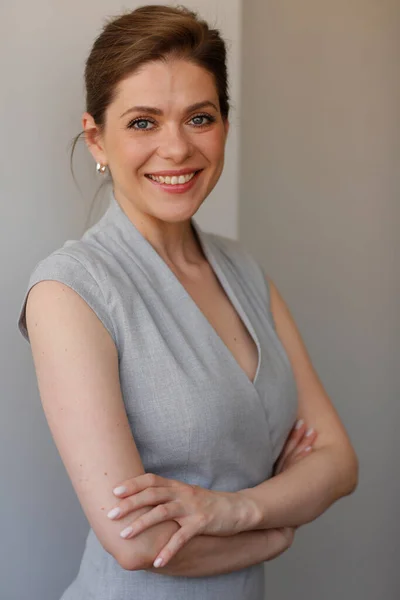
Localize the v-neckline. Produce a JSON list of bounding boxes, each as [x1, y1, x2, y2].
[[107, 194, 262, 390]]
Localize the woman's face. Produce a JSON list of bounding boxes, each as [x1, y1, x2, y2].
[[83, 59, 229, 224]]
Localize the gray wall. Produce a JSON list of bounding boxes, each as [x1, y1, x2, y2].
[[4, 0, 399, 598], [3, 2, 241, 599], [239, 1, 399, 598]]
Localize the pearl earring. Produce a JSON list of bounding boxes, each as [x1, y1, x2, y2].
[[96, 162, 107, 174]]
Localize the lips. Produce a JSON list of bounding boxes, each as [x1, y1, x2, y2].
[[146, 172, 197, 185], [145, 168, 203, 177], [145, 169, 202, 193]]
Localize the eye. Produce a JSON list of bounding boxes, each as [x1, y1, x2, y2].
[[189, 113, 216, 127], [127, 118, 156, 131]]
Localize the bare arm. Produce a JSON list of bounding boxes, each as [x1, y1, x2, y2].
[[239, 444, 357, 530], [145, 527, 294, 577], [25, 280, 294, 577], [25, 280, 181, 571], [143, 415, 317, 576], [236, 277, 358, 531]]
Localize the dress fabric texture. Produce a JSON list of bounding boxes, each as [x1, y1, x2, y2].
[[18, 192, 298, 600]]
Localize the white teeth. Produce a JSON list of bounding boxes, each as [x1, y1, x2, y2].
[[148, 172, 197, 185]]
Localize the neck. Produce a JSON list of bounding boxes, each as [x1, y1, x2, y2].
[[113, 191, 205, 270]]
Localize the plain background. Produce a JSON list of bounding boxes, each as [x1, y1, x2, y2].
[[240, 1, 399, 599], [3, 1, 399, 599]]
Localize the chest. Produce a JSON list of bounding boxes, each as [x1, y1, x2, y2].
[[108, 244, 298, 489], [177, 265, 259, 385]]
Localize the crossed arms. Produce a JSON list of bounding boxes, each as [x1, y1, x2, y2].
[[25, 276, 358, 577]]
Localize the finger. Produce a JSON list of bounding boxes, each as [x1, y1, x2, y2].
[[274, 422, 307, 473], [278, 420, 308, 461], [274, 449, 290, 475], [152, 520, 200, 568], [278, 433, 317, 473], [295, 445, 313, 458], [285, 445, 313, 469], [284, 427, 317, 463], [285, 420, 310, 452], [290, 429, 318, 459], [282, 442, 313, 471], [113, 473, 177, 498], [108, 488, 173, 520], [119, 502, 182, 539]]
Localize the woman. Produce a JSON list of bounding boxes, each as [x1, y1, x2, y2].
[[18, 5, 358, 599]]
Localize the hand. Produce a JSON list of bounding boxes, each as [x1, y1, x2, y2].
[[108, 473, 253, 567], [274, 419, 318, 476]]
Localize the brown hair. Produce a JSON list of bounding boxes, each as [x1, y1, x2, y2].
[[70, 4, 230, 228]]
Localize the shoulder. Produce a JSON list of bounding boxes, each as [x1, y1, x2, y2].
[[27, 241, 97, 284], [18, 237, 117, 346], [25, 238, 109, 309], [205, 231, 261, 273], [204, 230, 250, 260], [203, 230, 272, 303]]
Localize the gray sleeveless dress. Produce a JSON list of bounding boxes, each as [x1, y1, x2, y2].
[[18, 192, 298, 599]]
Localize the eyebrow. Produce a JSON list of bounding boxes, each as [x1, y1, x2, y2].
[[119, 100, 219, 119]]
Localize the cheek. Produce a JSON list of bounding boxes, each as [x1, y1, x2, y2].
[[115, 137, 155, 170], [197, 131, 226, 163]]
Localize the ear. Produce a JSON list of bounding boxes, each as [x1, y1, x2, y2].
[[223, 117, 230, 140], [82, 112, 108, 166]]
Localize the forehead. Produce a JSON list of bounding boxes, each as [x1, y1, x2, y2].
[[112, 59, 219, 113]]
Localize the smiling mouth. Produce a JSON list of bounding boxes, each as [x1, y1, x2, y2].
[[144, 170, 202, 185]]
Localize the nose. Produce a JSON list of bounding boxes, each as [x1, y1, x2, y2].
[[156, 124, 193, 163]]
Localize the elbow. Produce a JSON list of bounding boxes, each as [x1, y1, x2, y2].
[[104, 541, 149, 572], [340, 447, 359, 497], [114, 542, 178, 575], [117, 555, 147, 572], [106, 519, 181, 572], [346, 452, 359, 495], [114, 550, 148, 572], [115, 546, 150, 572], [322, 441, 359, 499]]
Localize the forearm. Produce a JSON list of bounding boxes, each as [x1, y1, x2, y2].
[[240, 445, 358, 530], [146, 527, 291, 577]]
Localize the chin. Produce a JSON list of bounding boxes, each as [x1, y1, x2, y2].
[[153, 206, 199, 224]]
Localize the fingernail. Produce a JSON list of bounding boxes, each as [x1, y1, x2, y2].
[[113, 486, 127, 496], [120, 526, 133, 538], [153, 557, 163, 568], [305, 428, 314, 437], [304, 446, 312, 452], [107, 507, 121, 519], [295, 419, 304, 430]]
